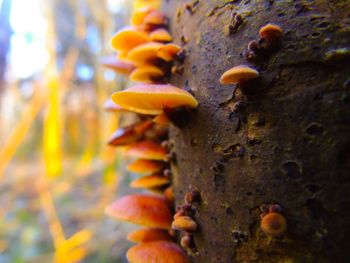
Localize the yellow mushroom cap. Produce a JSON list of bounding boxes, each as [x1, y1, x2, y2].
[[110, 29, 150, 52], [112, 84, 198, 115], [143, 10, 167, 26], [130, 7, 154, 26], [105, 194, 172, 229], [101, 56, 135, 75], [171, 216, 197, 232], [260, 212, 287, 237], [259, 23, 283, 41], [124, 140, 167, 161], [127, 42, 164, 65], [150, 28, 173, 43], [157, 43, 182, 62], [220, 65, 259, 84], [127, 159, 164, 174], [127, 241, 189, 263], [129, 65, 164, 83], [127, 228, 173, 243], [130, 174, 170, 189]]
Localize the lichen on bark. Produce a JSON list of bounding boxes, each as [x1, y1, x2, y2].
[[165, 0, 350, 262]]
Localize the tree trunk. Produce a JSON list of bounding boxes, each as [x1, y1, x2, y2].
[[165, 0, 350, 262]]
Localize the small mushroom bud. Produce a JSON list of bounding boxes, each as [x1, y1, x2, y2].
[[268, 204, 282, 213], [180, 233, 193, 249], [172, 216, 198, 232], [259, 23, 283, 42], [247, 40, 260, 53], [260, 212, 287, 238], [184, 189, 200, 204]]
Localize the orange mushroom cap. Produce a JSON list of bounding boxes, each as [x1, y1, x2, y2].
[[112, 84, 198, 115], [130, 7, 154, 26], [127, 228, 173, 243], [105, 194, 172, 229], [171, 216, 197, 232], [164, 186, 175, 206], [143, 10, 167, 26], [260, 212, 287, 237], [220, 65, 259, 84], [127, 42, 164, 65], [110, 29, 150, 52], [157, 43, 182, 62], [104, 99, 128, 112], [150, 28, 172, 43], [130, 174, 170, 189], [101, 56, 135, 75], [127, 241, 189, 263], [124, 140, 167, 161], [259, 23, 283, 41], [153, 113, 170, 125], [127, 159, 164, 174], [129, 65, 164, 83], [107, 120, 153, 146]]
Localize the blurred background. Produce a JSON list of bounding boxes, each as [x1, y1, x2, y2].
[[0, 0, 160, 262]]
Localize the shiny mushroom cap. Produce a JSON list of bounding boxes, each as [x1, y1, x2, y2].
[[105, 194, 172, 229], [130, 7, 154, 26], [124, 140, 167, 161], [129, 65, 164, 83], [127, 241, 189, 263], [127, 159, 164, 174], [112, 84, 198, 115], [220, 65, 259, 84], [171, 216, 197, 232], [130, 174, 170, 189], [127, 42, 164, 65], [127, 228, 173, 243], [259, 23, 283, 41], [111, 29, 150, 52], [157, 43, 182, 62], [101, 56, 135, 75], [150, 28, 172, 43]]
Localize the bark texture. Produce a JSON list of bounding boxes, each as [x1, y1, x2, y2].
[[165, 0, 350, 262]]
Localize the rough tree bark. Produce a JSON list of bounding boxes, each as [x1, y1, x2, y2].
[[165, 0, 350, 262]]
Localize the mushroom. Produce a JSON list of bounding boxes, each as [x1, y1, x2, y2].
[[260, 212, 287, 237], [153, 113, 170, 125], [126, 42, 164, 65], [130, 7, 154, 26], [101, 56, 135, 75], [143, 10, 168, 26], [127, 228, 173, 243], [129, 65, 164, 83], [124, 140, 168, 161], [150, 28, 173, 43], [110, 29, 150, 52], [105, 194, 172, 229], [112, 84, 198, 115], [127, 241, 189, 263], [220, 65, 259, 85], [171, 216, 197, 232], [259, 23, 283, 41], [130, 174, 170, 189], [127, 159, 164, 174], [164, 187, 175, 206], [107, 120, 153, 146], [157, 43, 182, 62]]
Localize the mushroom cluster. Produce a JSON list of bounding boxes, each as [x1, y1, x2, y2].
[[102, 4, 198, 263]]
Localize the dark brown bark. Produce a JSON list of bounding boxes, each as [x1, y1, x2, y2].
[[165, 0, 350, 262]]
